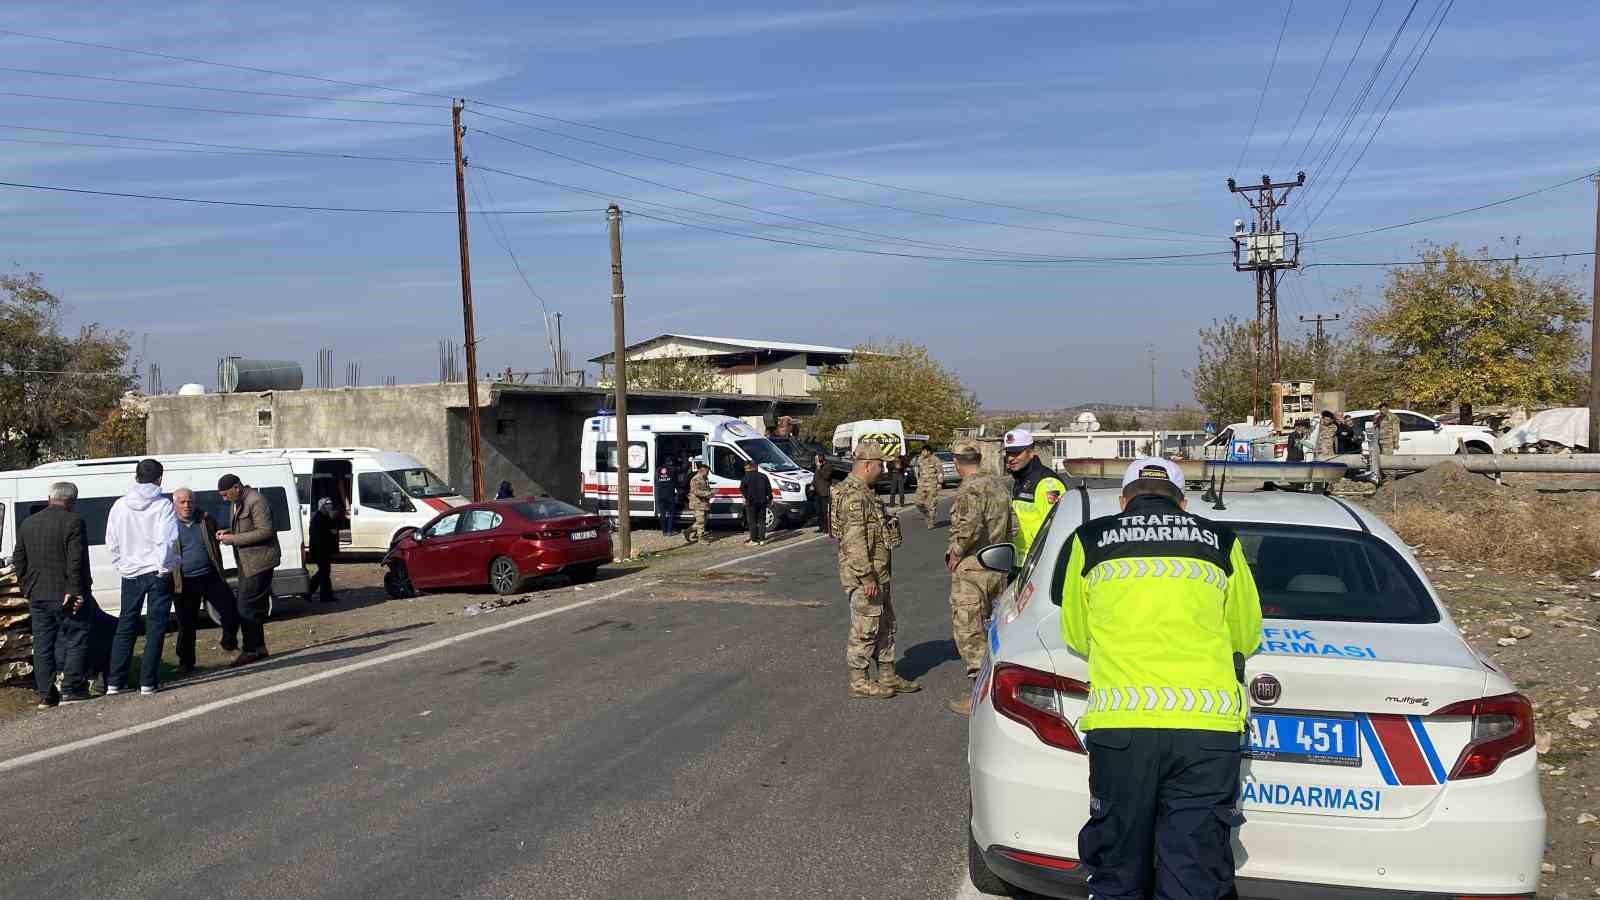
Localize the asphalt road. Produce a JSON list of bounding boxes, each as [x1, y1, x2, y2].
[[0, 502, 989, 900]]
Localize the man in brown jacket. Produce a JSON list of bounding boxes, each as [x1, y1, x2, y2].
[[171, 487, 240, 672], [217, 474, 279, 666]]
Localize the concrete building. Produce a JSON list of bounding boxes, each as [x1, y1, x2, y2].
[[146, 382, 816, 504], [589, 334, 855, 397]]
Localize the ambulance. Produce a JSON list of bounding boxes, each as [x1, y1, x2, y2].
[[580, 411, 815, 532]]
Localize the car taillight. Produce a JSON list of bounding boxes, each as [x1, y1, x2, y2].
[[991, 663, 1089, 754], [1430, 693, 1535, 779]]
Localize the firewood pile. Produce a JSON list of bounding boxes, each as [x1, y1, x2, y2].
[[0, 564, 31, 683]]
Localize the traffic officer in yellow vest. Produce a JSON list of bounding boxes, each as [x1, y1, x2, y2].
[[1059, 458, 1262, 900], [1004, 428, 1067, 558]]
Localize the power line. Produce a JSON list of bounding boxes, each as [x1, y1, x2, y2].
[[624, 208, 1224, 268], [0, 65, 444, 109], [1307, 170, 1593, 246], [0, 27, 453, 100], [466, 100, 1214, 239], [1, 122, 451, 162], [0, 179, 601, 215], [1303, 251, 1594, 268], [465, 108, 1212, 245], [465, 164, 560, 365], [1298, 0, 1422, 221], [1291, 0, 1387, 175], [0, 90, 444, 127], [1307, 0, 1453, 226], [472, 160, 1229, 264], [467, 138, 1213, 261], [1233, 0, 1295, 176], [1271, 0, 1354, 172]]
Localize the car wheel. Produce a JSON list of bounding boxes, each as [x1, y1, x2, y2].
[[568, 564, 598, 585], [763, 505, 781, 533], [384, 562, 417, 599], [489, 556, 526, 596], [967, 826, 1013, 896]]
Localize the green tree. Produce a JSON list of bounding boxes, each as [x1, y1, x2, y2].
[[1353, 244, 1588, 414], [88, 406, 147, 458], [1187, 315, 1377, 423], [811, 341, 979, 446], [0, 272, 135, 468], [625, 354, 733, 392]]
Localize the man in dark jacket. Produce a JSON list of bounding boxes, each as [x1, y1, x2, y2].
[[740, 461, 772, 545], [812, 454, 833, 536], [171, 487, 241, 673], [217, 474, 279, 667], [12, 481, 98, 707], [307, 497, 340, 604], [655, 466, 681, 536]]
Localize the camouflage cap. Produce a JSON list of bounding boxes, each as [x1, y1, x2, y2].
[[952, 442, 983, 463], [853, 442, 886, 461]]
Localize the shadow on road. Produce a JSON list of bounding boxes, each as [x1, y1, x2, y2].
[[896, 638, 960, 681]]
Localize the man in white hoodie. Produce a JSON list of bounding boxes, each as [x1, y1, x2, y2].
[[105, 458, 179, 695]]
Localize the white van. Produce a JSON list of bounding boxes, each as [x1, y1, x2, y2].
[[1, 454, 310, 615], [831, 419, 928, 490], [580, 411, 815, 531], [229, 448, 466, 552]]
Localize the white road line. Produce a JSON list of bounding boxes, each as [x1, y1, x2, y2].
[[1, 533, 832, 774], [705, 532, 827, 570], [0, 590, 628, 775]]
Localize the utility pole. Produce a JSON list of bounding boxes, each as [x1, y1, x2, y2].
[[1298, 312, 1341, 383], [1228, 172, 1305, 418], [554, 311, 566, 385], [1588, 171, 1600, 453], [608, 203, 632, 560], [452, 99, 485, 502]]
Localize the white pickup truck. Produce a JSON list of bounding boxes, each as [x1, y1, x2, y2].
[[1347, 408, 1498, 455]]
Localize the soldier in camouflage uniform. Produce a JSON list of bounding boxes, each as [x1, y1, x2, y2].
[[1375, 402, 1401, 455], [686, 462, 713, 543], [832, 442, 917, 699], [945, 443, 1018, 715], [913, 447, 943, 528]]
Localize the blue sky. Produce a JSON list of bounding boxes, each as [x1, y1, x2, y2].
[[2, 1, 1596, 409]]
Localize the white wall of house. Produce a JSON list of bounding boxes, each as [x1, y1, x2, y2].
[[1043, 430, 1208, 465]]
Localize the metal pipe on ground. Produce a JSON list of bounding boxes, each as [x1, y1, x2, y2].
[[1327, 454, 1600, 474]]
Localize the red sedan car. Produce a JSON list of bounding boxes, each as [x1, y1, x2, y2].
[[382, 498, 611, 598]]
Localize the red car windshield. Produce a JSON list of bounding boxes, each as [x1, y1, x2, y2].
[[514, 499, 588, 521]]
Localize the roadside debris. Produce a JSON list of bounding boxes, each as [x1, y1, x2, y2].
[[463, 595, 535, 617]]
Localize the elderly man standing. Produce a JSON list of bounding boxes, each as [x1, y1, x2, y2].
[[307, 497, 341, 604], [105, 458, 178, 696], [944, 445, 1018, 715], [832, 443, 916, 700], [216, 474, 279, 667], [170, 487, 240, 673], [12, 481, 96, 707]]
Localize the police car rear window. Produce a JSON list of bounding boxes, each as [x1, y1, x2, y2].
[[1236, 525, 1438, 624]]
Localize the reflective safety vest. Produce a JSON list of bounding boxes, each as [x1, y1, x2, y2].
[[1059, 495, 1262, 732], [1010, 457, 1066, 557]]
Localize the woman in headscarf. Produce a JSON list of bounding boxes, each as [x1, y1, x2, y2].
[[307, 497, 340, 603]]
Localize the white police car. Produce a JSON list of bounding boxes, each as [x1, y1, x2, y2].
[[966, 483, 1544, 898]]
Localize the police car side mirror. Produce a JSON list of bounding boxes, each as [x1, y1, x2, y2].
[[976, 543, 1014, 573]]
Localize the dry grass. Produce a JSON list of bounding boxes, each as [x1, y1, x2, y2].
[[1385, 496, 1600, 577]]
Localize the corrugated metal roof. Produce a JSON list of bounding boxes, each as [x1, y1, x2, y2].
[[590, 333, 859, 362]]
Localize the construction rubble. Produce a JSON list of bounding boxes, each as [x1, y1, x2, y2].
[[0, 564, 31, 683]]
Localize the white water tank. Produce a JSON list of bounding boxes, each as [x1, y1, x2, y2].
[[177, 383, 206, 396]]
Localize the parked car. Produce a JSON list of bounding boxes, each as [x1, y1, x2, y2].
[[965, 483, 1542, 898], [382, 498, 611, 599], [935, 450, 960, 486], [1346, 409, 1497, 454]]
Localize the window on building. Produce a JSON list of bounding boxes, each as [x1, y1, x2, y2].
[[256, 409, 272, 427], [1117, 439, 1137, 458], [1053, 439, 1070, 459]]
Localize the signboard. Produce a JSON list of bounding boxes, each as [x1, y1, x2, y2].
[[1230, 439, 1254, 462], [1204, 421, 1217, 435]]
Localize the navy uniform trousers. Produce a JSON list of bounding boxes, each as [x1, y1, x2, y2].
[[1080, 728, 1244, 900]]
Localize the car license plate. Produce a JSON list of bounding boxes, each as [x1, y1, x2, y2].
[[571, 529, 599, 541], [1248, 713, 1361, 767]]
